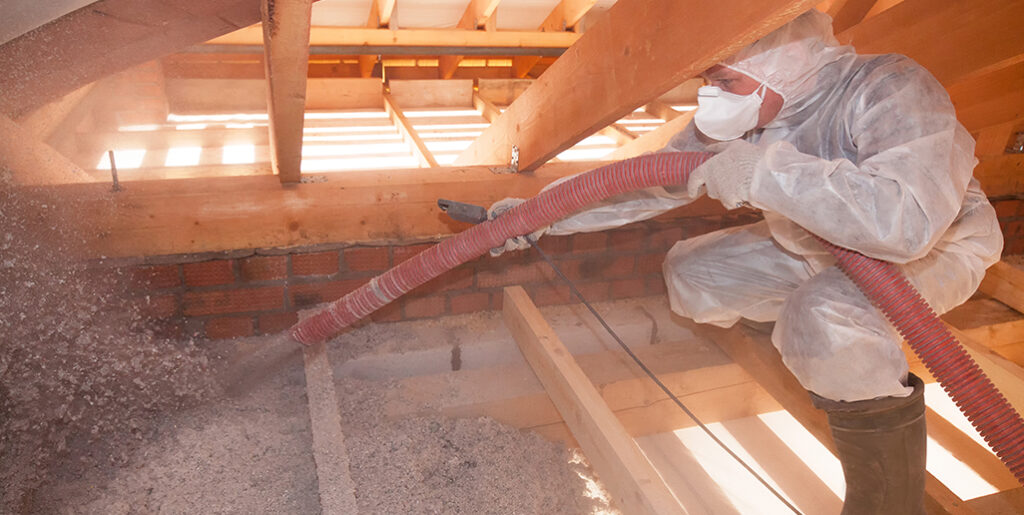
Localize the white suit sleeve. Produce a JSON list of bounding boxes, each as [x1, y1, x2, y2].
[[546, 125, 710, 236], [747, 61, 975, 263]]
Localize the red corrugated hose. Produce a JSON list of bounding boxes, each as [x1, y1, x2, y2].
[[290, 151, 1024, 485]]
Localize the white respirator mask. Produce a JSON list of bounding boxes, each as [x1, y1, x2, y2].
[[694, 83, 768, 141]]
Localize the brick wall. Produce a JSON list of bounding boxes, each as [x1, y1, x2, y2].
[[118, 201, 1024, 341], [993, 198, 1024, 255], [120, 212, 761, 340]]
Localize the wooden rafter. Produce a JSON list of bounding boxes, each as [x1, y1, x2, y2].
[[980, 261, 1024, 315], [441, 0, 504, 79], [383, 92, 439, 168], [825, 0, 878, 33], [370, 0, 396, 28], [262, 0, 313, 184], [472, 91, 503, 123], [456, 0, 819, 170], [0, 0, 260, 118], [511, 0, 597, 79], [606, 111, 696, 160], [836, 0, 1024, 87], [502, 286, 685, 515]]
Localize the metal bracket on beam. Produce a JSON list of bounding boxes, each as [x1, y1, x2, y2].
[[488, 145, 519, 174]]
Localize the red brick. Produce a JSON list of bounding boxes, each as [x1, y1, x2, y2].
[[450, 292, 492, 315], [393, 244, 434, 265], [646, 276, 667, 295], [570, 256, 636, 281], [132, 265, 180, 290], [994, 199, 1024, 219], [404, 295, 447, 319], [344, 247, 390, 271], [183, 286, 284, 316], [258, 312, 299, 334], [529, 282, 608, 306], [183, 260, 235, 287], [611, 278, 646, 299], [137, 294, 178, 318], [289, 279, 366, 308], [649, 226, 684, 251], [477, 261, 553, 288], [412, 267, 474, 295], [572, 232, 608, 254], [638, 253, 666, 274], [292, 251, 339, 276], [681, 217, 724, 238], [371, 301, 404, 323], [537, 235, 572, 254], [609, 228, 648, 253], [240, 256, 287, 281], [206, 317, 254, 339]]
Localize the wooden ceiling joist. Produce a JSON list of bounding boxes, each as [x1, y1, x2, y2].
[[455, 0, 819, 170], [503, 286, 685, 515], [262, 0, 314, 184], [0, 0, 261, 118]]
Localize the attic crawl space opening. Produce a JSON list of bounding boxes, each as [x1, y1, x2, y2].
[[2, 0, 1024, 513]]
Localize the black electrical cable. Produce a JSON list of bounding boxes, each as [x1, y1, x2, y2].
[[529, 240, 803, 515]]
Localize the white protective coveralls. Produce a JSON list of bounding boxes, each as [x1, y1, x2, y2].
[[544, 10, 1003, 401]]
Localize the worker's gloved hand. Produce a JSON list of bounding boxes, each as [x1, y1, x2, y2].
[[686, 140, 764, 209], [487, 198, 548, 257]]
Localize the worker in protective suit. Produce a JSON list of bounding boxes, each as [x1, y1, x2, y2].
[[490, 9, 1004, 513]]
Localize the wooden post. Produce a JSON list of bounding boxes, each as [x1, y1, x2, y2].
[[262, 0, 313, 184]]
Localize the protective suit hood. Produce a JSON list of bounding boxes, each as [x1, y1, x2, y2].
[[720, 10, 855, 127]]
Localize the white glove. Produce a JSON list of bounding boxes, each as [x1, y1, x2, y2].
[[487, 198, 548, 257], [686, 140, 764, 209]]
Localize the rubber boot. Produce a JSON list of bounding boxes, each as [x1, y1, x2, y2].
[[810, 373, 927, 515]]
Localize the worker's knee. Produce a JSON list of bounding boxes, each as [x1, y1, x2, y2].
[[773, 268, 912, 401]]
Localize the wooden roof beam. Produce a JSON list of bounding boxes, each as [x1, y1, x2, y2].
[[456, 0, 819, 170], [262, 0, 313, 184], [836, 0, 1024, 86], [825, 0, 878, 33], [511, 0, 597, 79], [440, 0, 503, 79], [370, 0, 397, 28]]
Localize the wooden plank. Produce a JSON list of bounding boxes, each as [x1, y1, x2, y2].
[[599, 125, 637, 146], [24, 162, 733, 258], [948, 60, 1024, 133], [981, 262, 1024, 315], [836, 0, 1024, 87], [371, 0, 396, 27], [973, 154, 1024, 198], [455, 0, 818, 170], [262, 0, 313, 184], [166, 78, 384, 112], [383, 92, 439, 168], [967, 487, 1024, 514], [635, 433, 743, 514], [502, 286, 685, 515], [388, 80, 474, 108], [0, 0, 260, 118], [829, 0, 878, 33], [207, 26, 581, 50], [473, 91, 503, 123], [697, 324, 976, 515], [0, 113, 96, 185], [643, 100, 682, 123], [924, 407, 1020, 491], [606, 111, 696, 160], [441, 0, 504, 79], [302, 342, 360, 515]]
